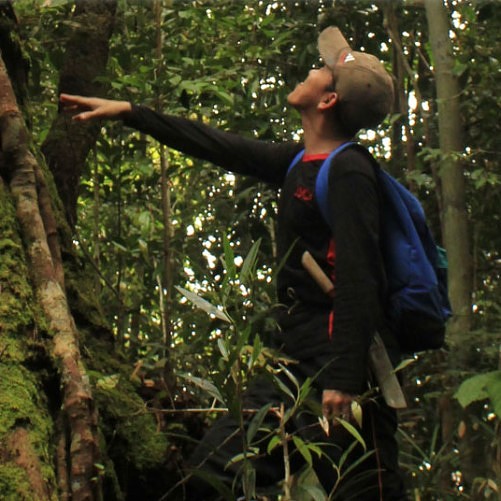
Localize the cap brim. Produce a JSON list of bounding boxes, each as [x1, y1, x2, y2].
[[318, 27, 351, 70]]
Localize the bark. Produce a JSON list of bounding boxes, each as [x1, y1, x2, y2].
[[425, 0, 472, 336], [425, 1, 478, 494], [0, 55, 100, 501], [0, 1, 29, 107], [5, 428, 53, 500], [41, 0, 117, 226]]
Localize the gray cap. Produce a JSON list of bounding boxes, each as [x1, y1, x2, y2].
[[318, 27, 394, 132]]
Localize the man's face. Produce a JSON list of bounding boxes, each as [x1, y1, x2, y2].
[[287, 66, 335, 110]]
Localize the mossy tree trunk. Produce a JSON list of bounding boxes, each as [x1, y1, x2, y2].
[[0, 3, 172, 500], [1, 52, 100, 500]]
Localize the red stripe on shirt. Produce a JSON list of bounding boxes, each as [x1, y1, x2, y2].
[[327, 238, 336, 339], [328, 310, 335, 340], [302, 153, 330, 162]]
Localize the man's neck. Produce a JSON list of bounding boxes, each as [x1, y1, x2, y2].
[[301, 114, 351, 155]]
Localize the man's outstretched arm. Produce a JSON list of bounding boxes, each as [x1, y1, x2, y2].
[[59, 94, 131, 121]]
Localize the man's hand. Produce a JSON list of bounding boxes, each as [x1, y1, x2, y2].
[[322, 389, 354, 422], [59, 94, 131, 122]]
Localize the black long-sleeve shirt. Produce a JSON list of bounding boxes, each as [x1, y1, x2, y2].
[[124, 105, 389, 394]]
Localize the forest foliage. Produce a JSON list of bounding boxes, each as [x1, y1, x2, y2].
[[1, 0, 500, 500]]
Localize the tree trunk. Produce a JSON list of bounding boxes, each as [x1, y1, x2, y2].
[[0, 17, 172, 499], [41, 0, 117, 226], [425, 1, 478, 494], [0, 1, 29, 108], [424, 0, 472, 336], [1, 54, 100, 501]]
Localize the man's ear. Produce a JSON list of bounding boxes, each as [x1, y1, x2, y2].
[[318, 92, 338, 111]]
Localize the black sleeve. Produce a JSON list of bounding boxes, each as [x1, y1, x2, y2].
[[123, 105, 302, 185], [319, 151, 384, 394]]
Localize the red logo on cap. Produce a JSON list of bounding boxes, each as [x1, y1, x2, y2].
[[340, 52, 356, 64]]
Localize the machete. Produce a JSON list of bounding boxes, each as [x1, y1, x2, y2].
[[301, 251, 407, 409]]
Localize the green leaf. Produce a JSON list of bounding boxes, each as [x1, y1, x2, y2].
[[242, 463, 256, 500], [334, 418, 367, 451], [266, 435, 281, 455], [394, 358, 416, 372], [249, 334, 263, 368], [273, 374, 295, 402], [212, 89, 235, 107], [225, 448, 259, 468], [177, 373, 226, 405], [278, 364, 300, 394], [292, 435, 313, 466], [297, 377, 313, 405], [351, 401, 363, 428], [486, 373, 501, 417], [111, 241, 128, 252], [307, 443, 323, 459], [239, 238, 261, 286], [217, 338, 229, 361], [294, 484, 327, 501], [247, 403, 272, 444], [138, 239, 149, 261], [175, 286, 230, 322], [455, 377, 488, 408], [221, 234, 236, 281], [235, 325, 252, 359], [95, 374, 120, 391], [454, 371, 501, 411]]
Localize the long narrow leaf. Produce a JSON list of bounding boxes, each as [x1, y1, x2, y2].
[[266, 435, 281, 455], [398, 428, 428, 460], [247, 403, 272, 444], [295, 484, 327, 501], [225, 448, 259, 469], [239, 238, 261, 286], [177, 373, 226, 405], [175, 285, 230, 322], [273, 374, 295, 402], [335, 418, 366, 450], [217, 338, 229, 361], [222, 233, 236, 280], [292, 435, 313, 466]]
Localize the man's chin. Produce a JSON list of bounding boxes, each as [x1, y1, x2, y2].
[[286, 92, 297, 107]]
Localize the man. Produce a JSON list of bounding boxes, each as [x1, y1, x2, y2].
[[61, 26, 406, 500]]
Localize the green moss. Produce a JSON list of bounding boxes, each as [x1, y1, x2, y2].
[[0, 365, 52, 436], [64, 262, 110, 332], [0, 365, 57, 497], [0, 464, 33, 501], [83, 336, 168, 492], [93, 374, 168, 471], [0, 181, 56, 497], [0, 182, 36, 334]]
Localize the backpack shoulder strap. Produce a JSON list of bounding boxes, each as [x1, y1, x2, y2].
[[287, 149, 306, 175], [315, 141, 357, 223]]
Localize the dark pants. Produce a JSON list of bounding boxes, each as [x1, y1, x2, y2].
[[183, 370, 406, 500]]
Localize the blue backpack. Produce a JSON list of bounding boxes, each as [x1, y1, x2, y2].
[[288, 142, 451, 352]]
